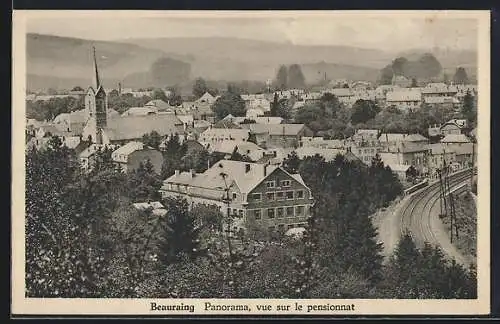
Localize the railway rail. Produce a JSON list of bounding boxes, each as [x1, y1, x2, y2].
[[398, 168, 476, 266]]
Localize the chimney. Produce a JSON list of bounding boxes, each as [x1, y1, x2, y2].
[[263, 164, 267, 177], [118, 82, 122, 95], [175, 170, 180, 177]]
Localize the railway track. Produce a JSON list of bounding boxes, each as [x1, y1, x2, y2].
[[398, 168, 475, 265]]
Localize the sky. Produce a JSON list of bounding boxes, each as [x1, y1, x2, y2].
[[25, 11, 479, 52]]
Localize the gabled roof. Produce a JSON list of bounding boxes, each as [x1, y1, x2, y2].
[[121, 107, 158, 117], [241, 123, 307, 136], [428, 143, 456, 155], [209, 140, 263, 156], [295, 147, 345, 162], [386, 90, 421, 102], [112, 141, 146, 157], [105, 114, 184, 141], [196, 92, 216, 104], [386, 164, 412, 173], [145, 99, 170, 110], [200, 127, 250, 140], [441, 134, 471, 143], [379, 133, 428, 143]]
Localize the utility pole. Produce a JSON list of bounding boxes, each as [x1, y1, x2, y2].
[[442, 149, 453, 243]]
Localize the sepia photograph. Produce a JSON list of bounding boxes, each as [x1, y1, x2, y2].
[[12, 10, 490, 316]]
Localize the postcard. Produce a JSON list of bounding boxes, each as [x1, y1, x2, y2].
[[12, 10, 490, 316]]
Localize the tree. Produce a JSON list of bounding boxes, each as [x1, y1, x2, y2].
[[142, 131, 163, 150], [270, 93, 279, 117], [351, 99, 380, 125], [392, 57, 409, 76], [127, 160, 163, 202], [379, 65, 394, 85], [453, 67, 469, 85], [288, 64, 306, 89], [167, 88, 183, 107], [275, 65, 288, 90], [211, 90, 246, 120], [152, 89, 168, 102], [462, 90, 476, 127], [71, 86, 84, 91], [193, 77, 209, 98], [159, 198, 203, 265]]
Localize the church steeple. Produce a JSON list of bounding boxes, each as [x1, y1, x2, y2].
[[92, 46, 101, 90]]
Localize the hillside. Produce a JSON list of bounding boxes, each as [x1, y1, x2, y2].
[[27, 34, 477, 91], [27, 33, 192, 90]]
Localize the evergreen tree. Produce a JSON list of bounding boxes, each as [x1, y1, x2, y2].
[[270, 93, 279, 117], [462, 90, 476, 127], [142, 131, 163, 150], [282, 151, 301, 174], [159, 198, 203, 265], [288, 64, 306, 89], [193, 77, 209, 98], [453, 67, 469, 85], [275, 65, 288, 90], [211, 90, 246, 120], [127, 160, 162, 202]]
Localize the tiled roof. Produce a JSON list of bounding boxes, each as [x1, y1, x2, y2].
[[112, 141, 145, 157], [210, 140, 263, 156], [387, 164, 412, 172], [105, 114, 184, 141], [428, 143, 456, 155], [295, 147, 345, 162], [200, 128, 250, 141], [145, 99, 170, 110], [163, 160, 280, 197], [424, 96, 460, 104], [241, 123, 306, 136], [121, 107, 158, 117], [441, 134, 471, 143], [386, 90, 421, 102], [379, 133, 428, 143]]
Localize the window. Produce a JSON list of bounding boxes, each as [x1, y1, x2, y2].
[[281, 180, 291, 187], [254, 209, 262, 220], [296, 206, 305, 216], [239, 209, 244, 217], [266, 181, 276, 188], [296, 190, 304, 199], [286, 191, 294, 200], [266, 192, 275, 201], [232, 193, 237, 199], [276, 207, 284, 218], [267, 208, 275, 219], [286, 206, 294, 217], [252, 193, 262, 201], [276, 191, 284, 200]]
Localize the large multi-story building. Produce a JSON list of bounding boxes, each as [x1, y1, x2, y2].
[[159, 160, 314, 234]]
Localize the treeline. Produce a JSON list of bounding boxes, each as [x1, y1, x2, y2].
[[26, 139, 476, 298], [26, 96, 85, 121]]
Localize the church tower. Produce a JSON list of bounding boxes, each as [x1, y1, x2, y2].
[[84, 46, 108, 144]]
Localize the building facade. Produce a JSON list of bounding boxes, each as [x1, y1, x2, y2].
[[159, 160, 314, 235]]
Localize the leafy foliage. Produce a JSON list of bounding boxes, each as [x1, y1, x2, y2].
[[211, 88, 246, 120]]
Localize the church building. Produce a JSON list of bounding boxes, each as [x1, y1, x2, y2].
[[82, 47, 108, 145]]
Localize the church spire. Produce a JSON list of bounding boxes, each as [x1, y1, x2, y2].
[[92, 46, 101, 89]]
